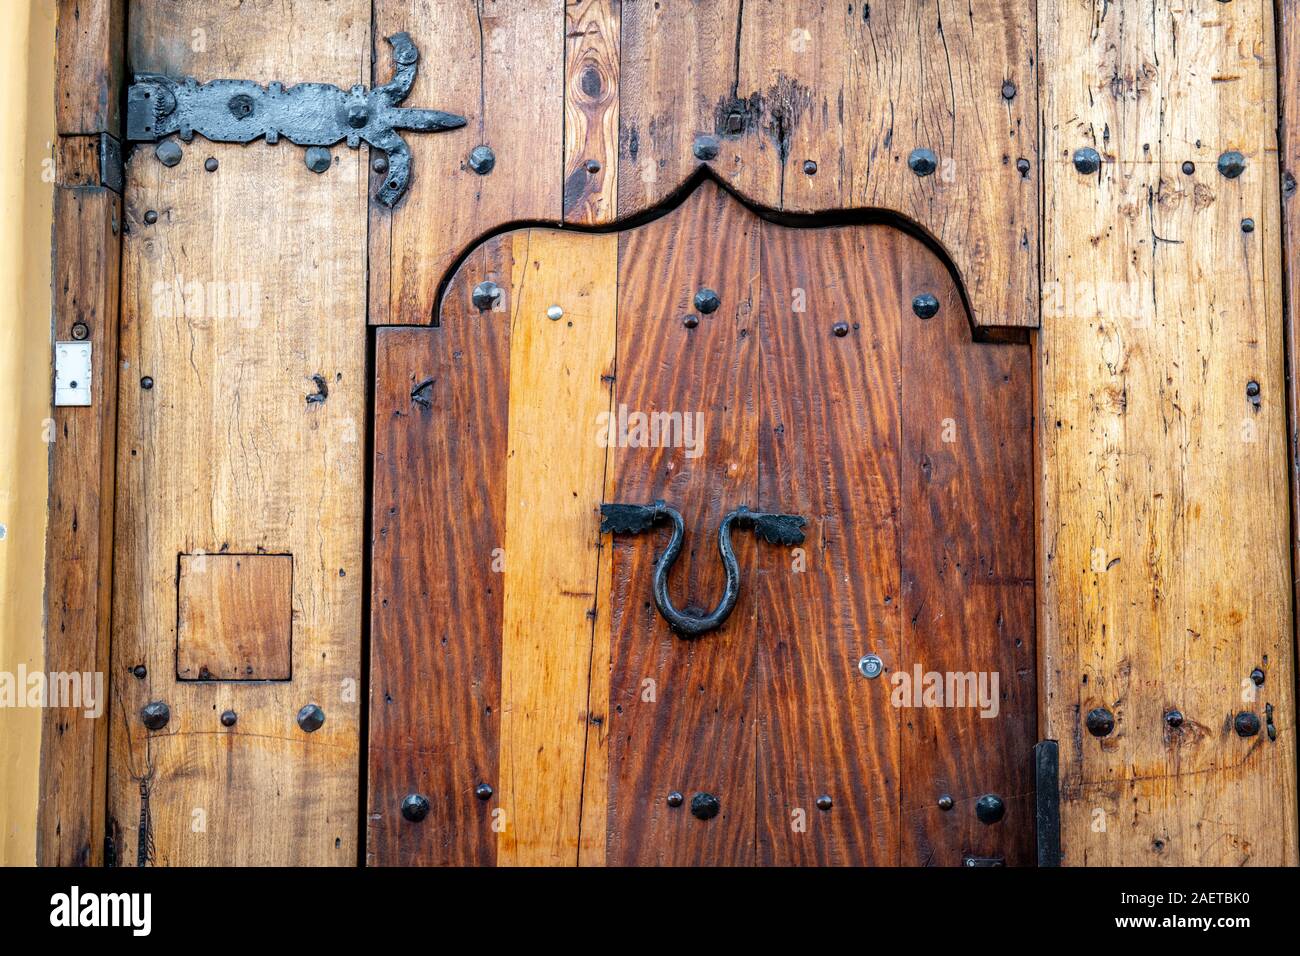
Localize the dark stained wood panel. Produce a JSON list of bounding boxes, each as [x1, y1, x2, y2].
[[605, 181, 762, 865], [754, 223, 902, 865], [367, 238, 514, 865], [896, 237, 1036, 866]]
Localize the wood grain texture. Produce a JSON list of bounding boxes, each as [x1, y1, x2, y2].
[[370, 0, 565, 325], [896, 233, 1035, 866], [56, 0, 125, 134], [605, 182, 762, 865], [38, 179, 121, 866], [177, 554, 293, 681], [564, 0, 620, 224], [1039, 0, 1298, 865], [110, 0, 367, 866], [1282, 0, 1300, 797], [754, 223, 901, 866], [368, 247, 510, 865], [497, 230, 617, 865], [619, 0, 1037, 330]]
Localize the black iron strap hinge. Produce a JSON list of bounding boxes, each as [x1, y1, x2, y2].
[[125, 32, 465, 206]]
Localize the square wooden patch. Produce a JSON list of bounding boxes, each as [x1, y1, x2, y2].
[[177, 553, 293, 680]]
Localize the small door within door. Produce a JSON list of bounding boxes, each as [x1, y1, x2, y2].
[[368, 180, 1035, 865]]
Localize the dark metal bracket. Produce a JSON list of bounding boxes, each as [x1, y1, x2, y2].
[[1034, 740, 1061, 867], [600, 500, 806, 638], [125, 32, 466, 206]]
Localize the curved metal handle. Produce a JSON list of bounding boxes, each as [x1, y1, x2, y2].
[[600, 500, 806, 638]]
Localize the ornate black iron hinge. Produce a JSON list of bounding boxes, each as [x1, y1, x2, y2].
[[125, 32, 465, 206], [600, 500, 806, 638]]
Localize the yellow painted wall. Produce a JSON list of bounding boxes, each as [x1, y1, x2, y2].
[[0, 0, 55, 866]]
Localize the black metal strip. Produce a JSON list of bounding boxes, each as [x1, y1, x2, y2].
[[1034, 739, 1061, 867]]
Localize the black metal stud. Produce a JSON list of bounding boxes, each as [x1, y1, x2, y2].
[[1072, 147, 1101, 174], [1246, 380, 1261, 406], [71, 322, 89, 341], [296, 703, 325, 733], [937, 794, 954, 811], [1234, 711, 1260, 737], [305, 146, 332, 173], [694, 288, 721, 314], [143, 210, 158, 225], [141, 700, 170, 731], [667, 791, 684, 808], [475, 783, 493, 801], [908, 147, 937, 177], [912, 293, 940, 319], [1251, 667, 1265, 686], [1016, 157, 1031, 178], [204, 157, 219, 172], [975, 794, 1005, 824], [1001, 80, 1017, 101], [832, 321, 850, 337], [468, 145, 496, 175], [155, 140, 183, 167], [816, 795, 833, 811], [472, 280, 501, 311], [1164, 709, 1184, 729], [803, 160, 818, 175], [372, 155, 389, 174], [1181, 161, 1195, 175], [132, 664, 147, 679], [585, 159, 602, 174], [1217, 151, 1246, 179], [693, 135, 720, 161], [1266, 703, 1277, 741], [140, 376, 154, 390], [1085, 706, 1115, 737], [683, 314, 699, 329], [690, 792, 721, 821], [1241, 218, 1255, 233], [401, 793, 430, 822], [220, 710, 237, 727]]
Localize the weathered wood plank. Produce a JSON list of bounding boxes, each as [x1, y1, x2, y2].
[[564, 0, 620, 224], [1039, 0, 1297, 865], [605, 181, 762, 865], [110, 0, 367, 866], [753, 222, 901, 866], [619, 0, 1037, 330], [371, 0, 565, 325], [1282, 0, 1300, 764], [896, 232, 1035, 866], [38, 179, 121, 867], [56, 0, 125, 134], [368, 253, 510, 865], [496, 230, 617, 865]]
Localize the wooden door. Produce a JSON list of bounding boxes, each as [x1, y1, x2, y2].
[[368, 180, 1036, 865]]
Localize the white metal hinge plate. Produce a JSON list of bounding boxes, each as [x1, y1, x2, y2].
[[54, 341, 92, 407]]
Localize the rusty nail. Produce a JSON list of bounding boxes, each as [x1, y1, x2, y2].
[[141, 700, 170, 731], [1073, 147, 1101, 174], [468, 145, 496, 175], [694, 288, 721, 314], [401, 793, 430, 822], [296, 703, 325, 733], [690, 792, 721, 821], [693, 135, 720, 161], [1085, 707, 1115, 737], [1217, 151, 1246, 179], [975, 794, 1005, 824]]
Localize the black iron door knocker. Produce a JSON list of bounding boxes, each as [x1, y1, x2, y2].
[[600, 500, 806, 637]]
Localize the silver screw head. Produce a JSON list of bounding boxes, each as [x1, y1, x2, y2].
[[857, 654, 884, 679], [546, 304, 564, 321]]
